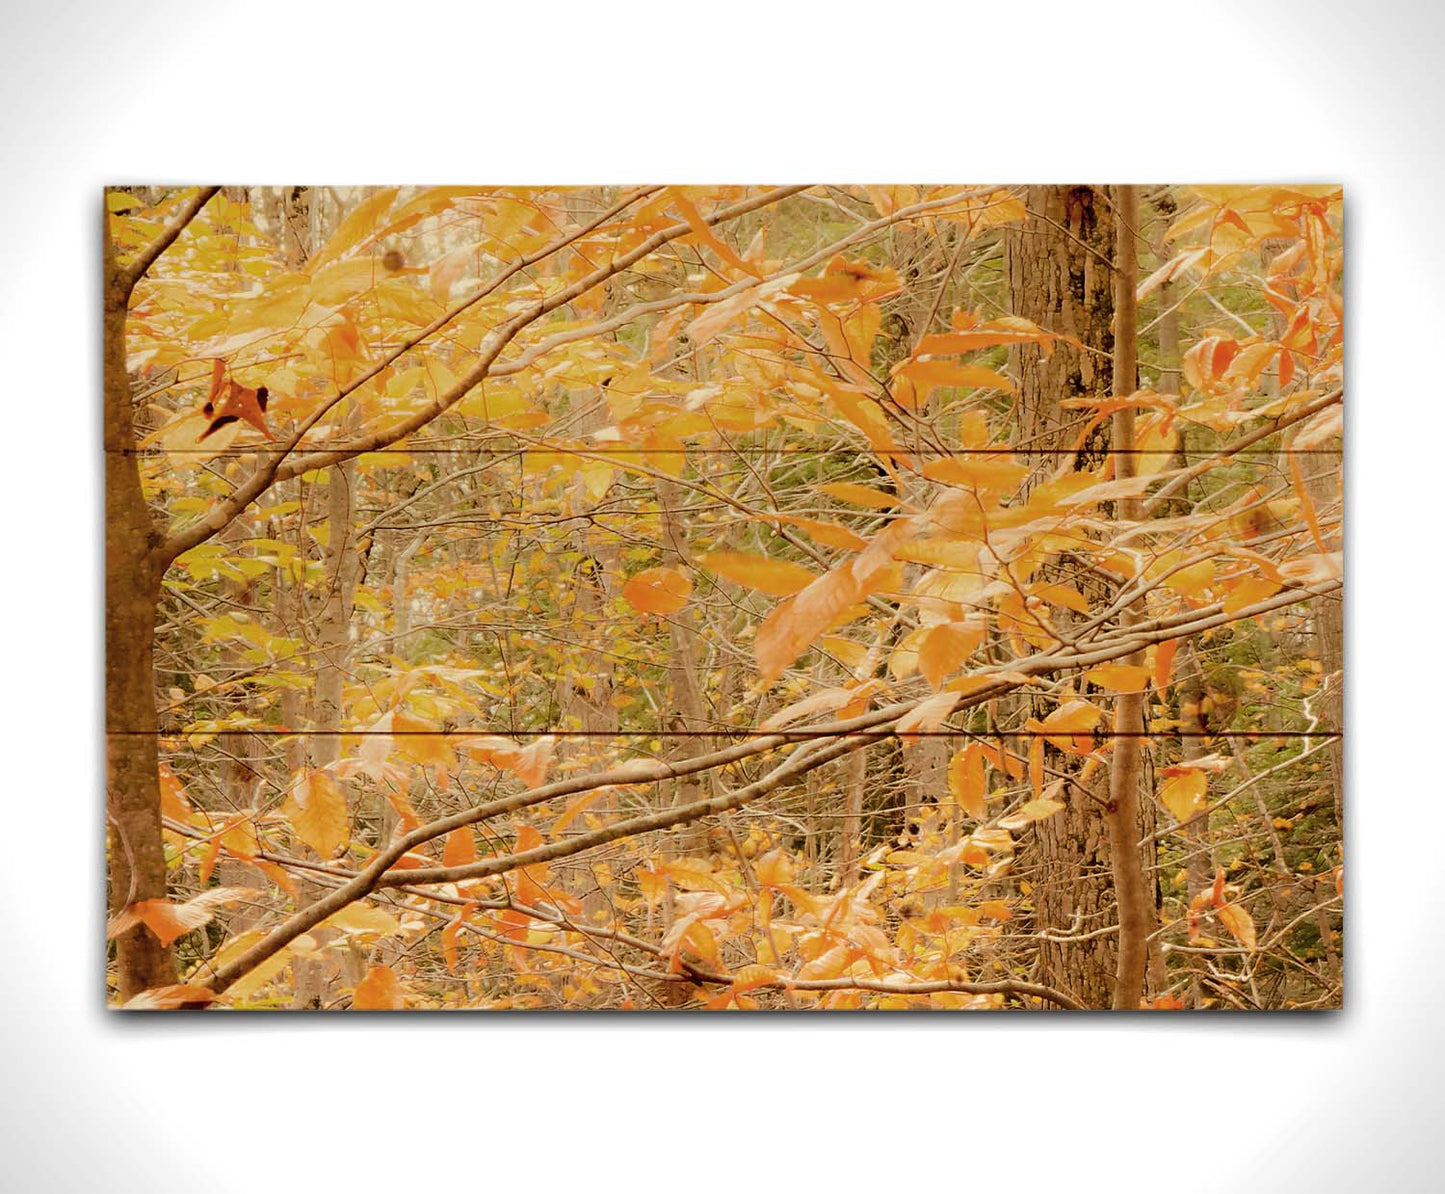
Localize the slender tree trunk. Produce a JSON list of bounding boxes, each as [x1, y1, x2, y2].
[[291, 458, 358, 1008], [104, 223, 174, 1000], [656, 474, 709, 856], [1103, 184, 1158, 1009], [835, 748, 867, 889], [1152, 189, 1209, 1002]]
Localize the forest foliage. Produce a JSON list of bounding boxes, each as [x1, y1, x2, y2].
[[104, 183, 1343, 1010]]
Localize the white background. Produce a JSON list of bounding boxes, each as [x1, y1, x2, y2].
[[1, 2, 1438, 1189]]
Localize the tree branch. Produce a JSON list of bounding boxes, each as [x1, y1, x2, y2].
[[189, 576, 1338, 999], [110, 185, 219, 306], [159, 186, 806, 565], [157, 184, 669, 565]]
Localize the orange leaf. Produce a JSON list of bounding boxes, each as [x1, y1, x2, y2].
[[108, 887, 253, 948], [755, 520, 915, 682], [672, 191, 761, 278], [1153, 639, 1180, 694], [122, 984, 218, 1011], [442, 902, 475, 973], [198, 358, 273, 442], [158, 763, 193, 821], [550, 788, 603, 835], [622, 566, 692, 615], [391, 710, 457, 770], [352, 965, 406, 1010], [443, 828, 477, 868], [219, 817, 259, 860], [698, 552, 817, 597], [1030, 581, 1090, 614]]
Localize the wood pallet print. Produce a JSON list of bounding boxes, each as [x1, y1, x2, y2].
[[103, 184, 1343, 1011]]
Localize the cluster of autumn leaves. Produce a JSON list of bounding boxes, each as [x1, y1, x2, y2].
[[109, 184, 1342, 1009]]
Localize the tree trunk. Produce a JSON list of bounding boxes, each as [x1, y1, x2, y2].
[[1102, 184, 1158, 1009], [1004, 185, 1160, 1007], [104, 225, 173, 1001]]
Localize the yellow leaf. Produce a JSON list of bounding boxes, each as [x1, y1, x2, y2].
[[324, 903, 402, 938], [1134, 417, 1178, 477], [1036, 700, 1105, 753], [391, 710, 458, 771], [1000, 794, 1066, 828], [1216, 902, 1257, 951], [816, 481, 901, 508], [918, 622, 983, 690], [282, 770, 349, 856], [897, 691, 960, 743], [309, 187, 400, 271], [698, 552, 817, 597], [1159, 770, 1209, 822], [622, 566, 692, 615], [893, 358, 1016, 395], [1222, 575, 1283, 615], [1031, 581, 1090, 614], [1085, 664, 1152, 693], [888, 625, 928, 680], [921, 456, 1030, 494], [947, 745, 986, 819]]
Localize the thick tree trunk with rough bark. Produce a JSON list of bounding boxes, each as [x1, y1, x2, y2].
[[1004, 185, 1160, 1007], [104, 229, 173, 1000]]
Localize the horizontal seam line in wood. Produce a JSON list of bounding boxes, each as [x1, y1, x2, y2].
[[106, 447, 1345, 456], [109, 729, 1342, 738]]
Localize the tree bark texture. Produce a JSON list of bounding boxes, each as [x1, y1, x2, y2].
[[104, 220, 174, 1000], [1004, 185, 1160, 1008]]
